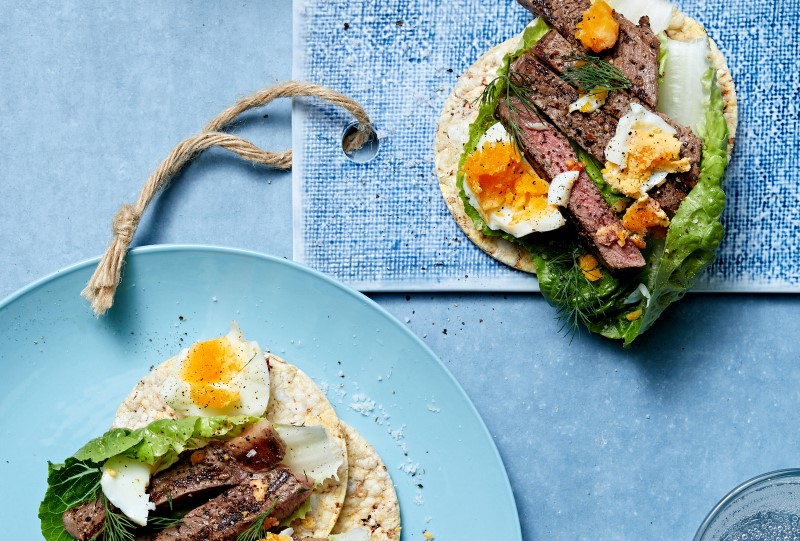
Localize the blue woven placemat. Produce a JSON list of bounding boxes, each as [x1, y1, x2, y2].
[[292, 0, 800, 292]]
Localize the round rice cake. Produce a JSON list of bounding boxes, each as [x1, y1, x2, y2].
[[434, 13, 737, 272], [331, 422, 401, 541], [112, 352, 348, 539]]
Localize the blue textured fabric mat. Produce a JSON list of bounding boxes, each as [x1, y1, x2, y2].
[[292, 0, 799, 292]]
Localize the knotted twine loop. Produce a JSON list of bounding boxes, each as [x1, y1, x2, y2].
[[81, 81, 373, 316]]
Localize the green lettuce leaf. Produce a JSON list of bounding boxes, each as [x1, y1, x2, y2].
[[39, 459, 103, 541], [74, 415, 260, 470], [632, 67, 728, 341]]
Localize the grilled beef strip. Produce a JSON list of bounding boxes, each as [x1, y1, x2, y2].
[[531, 29, 702, 213], [497, 98, 645, 270], [517, 0, 659, 107], [512, 51, 617, 161], [608, 15, 659, 108], [151, 467, 312, 541], [149, 420, 286, 507], [62, 498, 107, 541]]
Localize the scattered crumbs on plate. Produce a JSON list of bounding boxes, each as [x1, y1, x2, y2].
[[211, 296, 217, 302], [414, 489, 424, 506], [350, 393, 376, 416], [399, 458, 424, 477], [389, 425, 404, 443], [426, 399, 440, 413], [423, 530, 434, 540], [334, 384, 347, 403]]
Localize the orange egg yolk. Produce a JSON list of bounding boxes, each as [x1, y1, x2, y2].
[[602, 126, 691, 197], [622, 195, 670, 234], [463, 141, 549, 222], [575, 0, 619, 53], [625, 127, 689, 182], [180, 337, 241, 409], [578, 254, 603, 282]]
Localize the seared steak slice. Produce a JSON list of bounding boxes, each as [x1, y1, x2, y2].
[[222, 421, 286, 471], [497, 98, 645, 270], [62, 498, 106, 541], [518, 0, 659, 106], [517, 0, 588, 48], [609, 15, 659, 108], [650, 178, 689, 216], [149, 421, 285, 507], [667, 121, 702, 189], [511, 51, 617, 162], [533, 29, 640, 120], [151, 467, 312, 541]]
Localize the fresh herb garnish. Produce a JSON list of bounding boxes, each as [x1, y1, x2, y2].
[[548, 248, 604, 339], [148, 515, 185, 530], [476, 69, 539, 154], [561, 54, 630, 94], [100, 496, 136, 541], [236, 498, 279, 541]]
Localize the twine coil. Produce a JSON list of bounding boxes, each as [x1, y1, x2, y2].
[[81, 81, 372, 316]]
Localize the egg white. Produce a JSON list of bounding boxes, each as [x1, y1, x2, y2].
[[101, 456, 155, 526], [603, 103, 676, 196]]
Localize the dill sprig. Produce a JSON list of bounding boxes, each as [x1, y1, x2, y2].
[[561, 54, 630, 94], [476, 69, 539, 154], [236, 498, 279, 541], [548, 248, 604, 340], [148, 515, 184, 530], [100, 496, 136, 541]]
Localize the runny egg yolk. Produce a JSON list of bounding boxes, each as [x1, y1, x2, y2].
[[180, 337, 242, 409], [463, 141, 549, 223]]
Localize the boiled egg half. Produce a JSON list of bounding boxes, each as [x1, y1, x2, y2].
[[160, 322, 270, 417], [602, 103, 690, 197], [101, 456, 155, 526], [462, 123, 565, 237]]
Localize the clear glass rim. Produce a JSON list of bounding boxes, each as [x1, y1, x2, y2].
[[694, 468, 800, 541]]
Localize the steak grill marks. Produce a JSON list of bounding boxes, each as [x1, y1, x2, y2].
[[151, 467, 312, 541]]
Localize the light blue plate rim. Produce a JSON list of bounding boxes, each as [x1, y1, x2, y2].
[[1, 244, 523, 540]]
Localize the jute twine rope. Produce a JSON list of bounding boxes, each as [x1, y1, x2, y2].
[[81, 81, 373, 316]]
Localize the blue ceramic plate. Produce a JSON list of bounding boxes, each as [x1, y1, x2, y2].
[[0, 246, 521, 540]]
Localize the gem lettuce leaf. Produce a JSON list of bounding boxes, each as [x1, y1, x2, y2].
[[457, 24, 729, 345]]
